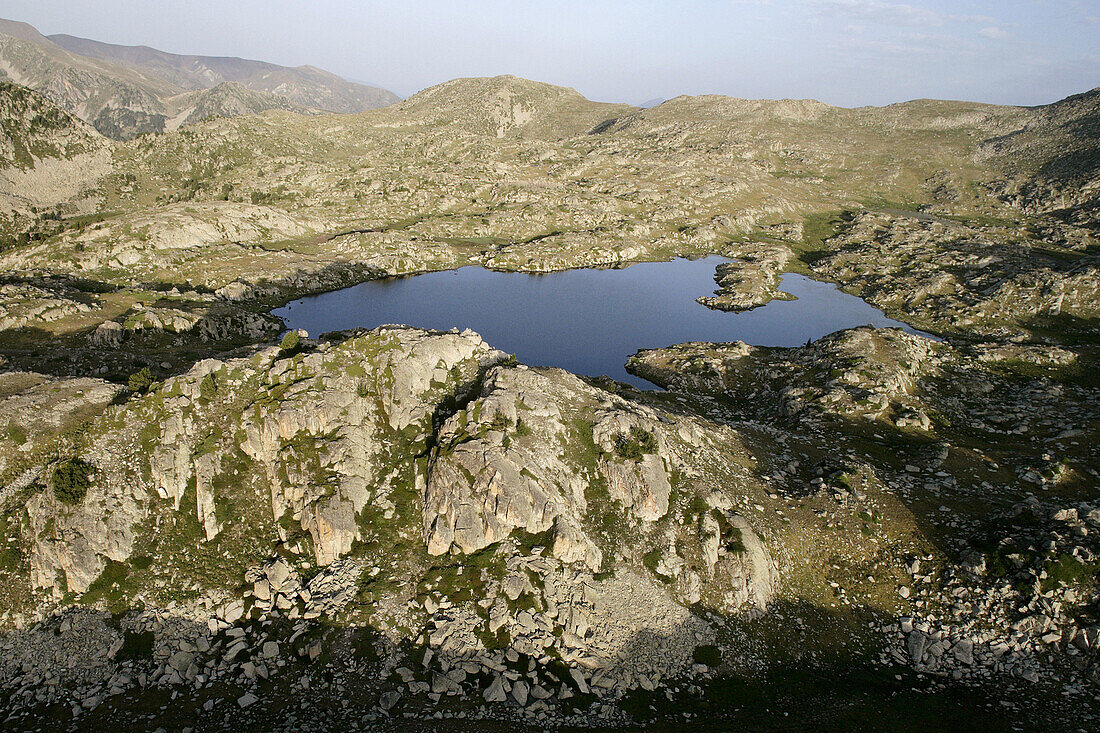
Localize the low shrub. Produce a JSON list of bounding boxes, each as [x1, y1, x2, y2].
[[279, 330, 300, 353], [613, 426, 659, 461], [127, 367, 154, 393], [53, 458, 93, 504]]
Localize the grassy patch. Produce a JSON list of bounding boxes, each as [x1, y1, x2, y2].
[[279, 330, 301, 353], [4, 424, 27, 445], [1042, 554, 1099, 593], [81, 559, 138, 611]]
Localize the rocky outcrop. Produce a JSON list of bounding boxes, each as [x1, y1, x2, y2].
[[10, 327, 780, 639], [0, 372, 122, 487], [811, 211, 1100, 339], [422, 360, 778, 616], [630, 326, 942, 430], [423, 365, 603, 567], [696, 243, 794, 312]]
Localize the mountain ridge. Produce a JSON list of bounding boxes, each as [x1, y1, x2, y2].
[[48, 32, 401, 113], [0, 17, 398, 140], [374, 74, 635, 138]]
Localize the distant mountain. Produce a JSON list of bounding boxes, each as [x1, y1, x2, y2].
[[49, 34, 400, 113], [0, 19, 175, 140], [637, 97, 665, 109], [0, 18, 399, 141]]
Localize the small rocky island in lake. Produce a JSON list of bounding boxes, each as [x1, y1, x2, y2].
[[0, 10, 1096, 732]]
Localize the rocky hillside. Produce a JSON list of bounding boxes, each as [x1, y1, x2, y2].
[[0, 82, 110, 243], [0, 81, 102, 170], [0, 18, 398, 140], [979, 87, 1100, 219]]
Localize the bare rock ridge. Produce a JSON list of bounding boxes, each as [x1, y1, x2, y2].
[[0, 17, 399, 140]]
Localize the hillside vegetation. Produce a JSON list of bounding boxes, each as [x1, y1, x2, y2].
[[0, 71, 1096, 730]]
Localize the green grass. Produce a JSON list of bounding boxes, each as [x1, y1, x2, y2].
[[4, 424, 27, 445], [801, 210, 849, 250], [986, 356, 1099, 389], [1042, 554, 1099, 593], [199, 373, 218, 402]]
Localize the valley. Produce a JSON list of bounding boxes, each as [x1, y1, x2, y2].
[[0, 18, 1096, 729]]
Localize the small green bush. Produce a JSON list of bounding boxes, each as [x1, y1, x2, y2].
[[53, 458, 93, 504], [642, 548, 672, 583], [279, 330, 300, 352], [613, 426, 659, 461], [127, 367, 154, 393], [199, 373, 217, 400], [486, 411, 511, 432], [723, 524, 746, 553]]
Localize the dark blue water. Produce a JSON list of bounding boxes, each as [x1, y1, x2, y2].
[[274, 257, 929, 389]]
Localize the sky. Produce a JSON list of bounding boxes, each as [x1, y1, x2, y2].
[[1, 0, 1097, 107]]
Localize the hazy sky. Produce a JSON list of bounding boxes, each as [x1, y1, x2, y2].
[[2, 0, 1096, 106]]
